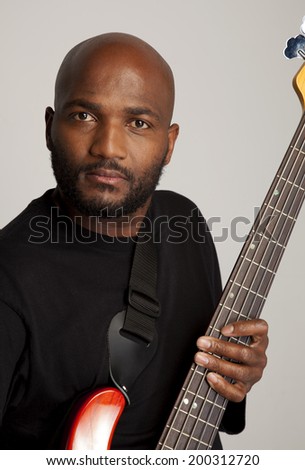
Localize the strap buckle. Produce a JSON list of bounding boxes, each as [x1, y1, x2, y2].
[[128, 287, 159, 318], [120, 287, 160, 345]]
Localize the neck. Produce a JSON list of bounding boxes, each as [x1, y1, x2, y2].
[[51, 188, 151, 238]]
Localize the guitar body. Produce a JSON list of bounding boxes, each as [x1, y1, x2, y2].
[[65, 387, 125, 450]]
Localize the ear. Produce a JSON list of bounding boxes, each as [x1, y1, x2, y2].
[[164, 123, 179, 165], [45, 107, 55, 151]]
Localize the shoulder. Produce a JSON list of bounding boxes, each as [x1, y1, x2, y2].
[[0, 189, 54, 243], [151, 190, 210, 237], [151, 190, 217, 255], [0, 189, 55, 287], [152, 190, 202, 218], [0, 189, 56, 313]]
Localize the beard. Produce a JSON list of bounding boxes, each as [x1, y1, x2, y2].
[[50, 143, 167, 218]]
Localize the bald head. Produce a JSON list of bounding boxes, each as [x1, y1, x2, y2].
[[46, 32, 180, 225], [54, 33, 175, 124]]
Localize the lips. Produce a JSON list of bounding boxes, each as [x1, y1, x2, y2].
[[85, 168, 128, 185]]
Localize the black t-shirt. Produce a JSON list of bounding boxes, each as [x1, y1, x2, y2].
[[0, 189, 245, 449]]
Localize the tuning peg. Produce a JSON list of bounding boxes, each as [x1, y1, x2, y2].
[[284, 34, 305, 59]]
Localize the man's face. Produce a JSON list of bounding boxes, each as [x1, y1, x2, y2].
[[46, 47, 178, 218]]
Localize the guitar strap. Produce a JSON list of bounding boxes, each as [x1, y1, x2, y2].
[[122, 232, 159, 345], [108, 228, 160, 399]]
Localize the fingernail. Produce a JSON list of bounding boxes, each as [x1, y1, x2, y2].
[[199, 338, 212, 350], [207, 372, 219, 384], [198, 353, 209, 365], [221, 324, 234, 335]]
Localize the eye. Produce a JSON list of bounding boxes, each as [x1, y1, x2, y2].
[[73, 112, 95, 122], [130, 119, 149, 129]]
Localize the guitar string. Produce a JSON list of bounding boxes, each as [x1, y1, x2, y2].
[[160, 117, 305, 450], [183, 118, 305, 450]]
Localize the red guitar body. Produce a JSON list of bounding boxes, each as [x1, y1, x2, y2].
[[65, 387, 126, 450]]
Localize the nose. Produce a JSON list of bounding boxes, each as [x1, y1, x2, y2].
[[89, 122, 126, 160]]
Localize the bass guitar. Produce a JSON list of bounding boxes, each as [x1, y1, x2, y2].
[[66, 25, 305, 450]]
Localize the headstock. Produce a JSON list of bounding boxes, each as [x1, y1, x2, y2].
[[284, 16, 305, 109]]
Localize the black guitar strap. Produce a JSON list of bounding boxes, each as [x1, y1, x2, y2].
[[121, 233, 159, 345], [108, 231, 160, 399]]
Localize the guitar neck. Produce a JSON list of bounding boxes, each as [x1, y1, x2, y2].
[[157, 112, 305, 450]]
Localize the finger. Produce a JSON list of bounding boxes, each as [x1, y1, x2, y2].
[[206, 373, 246, 402], [195, 350, 260, 384], [221, 319, 268, 344], [196, 336, 259, 365]]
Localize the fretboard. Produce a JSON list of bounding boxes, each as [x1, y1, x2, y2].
[[157, 112, 305, 450]]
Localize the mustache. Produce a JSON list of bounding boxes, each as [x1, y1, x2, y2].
[[76, 160, 134, 181]]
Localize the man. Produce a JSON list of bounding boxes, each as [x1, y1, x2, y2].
[[0, 33, 268, 449]]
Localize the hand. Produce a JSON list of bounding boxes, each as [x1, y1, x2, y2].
[[195, 319, 268, 402]]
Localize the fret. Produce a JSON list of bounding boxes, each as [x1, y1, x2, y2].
[[252, 269, 274, 298], [253, 231, 285, 250], [213, 312, 236, 331], [223, 285, 266, 310], [281, 146, 304, 180], [289, 186, 305, 217], [174, 405, 224, 432], [249, 259, 275, 274], [212, 308, 251, 332], [241, 255, 262, 266], [229, 337, 249, 346], [182, 390, 225, 408], [203, 387, 227, 408], [241, 291, 265, 319], [251, 236, 270, 264], [230, 258, 266, 289], [184, 367, 205, 394], [213, 307, 243, 327], [216, 291, 264, 326], [278, 176, 303, 186], [278, 179, 304, 190], [208, 326, 221, 335], [267, 211, 296, 244], [240, 264, 274, 295], [279, 160, 305, 185], [170, 426, 183, 434], [268, 180, 304, 211], [186, 415, 219, 430], [252, 236, 285, 268], [263, 202, 297, 220], [254, 206, 295, 246], [176, 433, 210, 450], [262, 242, 285, 271], [282, 184, 304, 214], [182, 417, 217, 443], [178, 396, 225, 410], [286, 171, 304, 190], [160, 444, 173, 450], [289, 145, 305, 155]]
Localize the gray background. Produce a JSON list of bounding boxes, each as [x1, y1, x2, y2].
[[1, 0, 304, 449]]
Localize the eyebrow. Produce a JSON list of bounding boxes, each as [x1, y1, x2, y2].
[[124, 107, 160, 122], [62, 99, 101, 112], [61, 100, 160, 122]]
